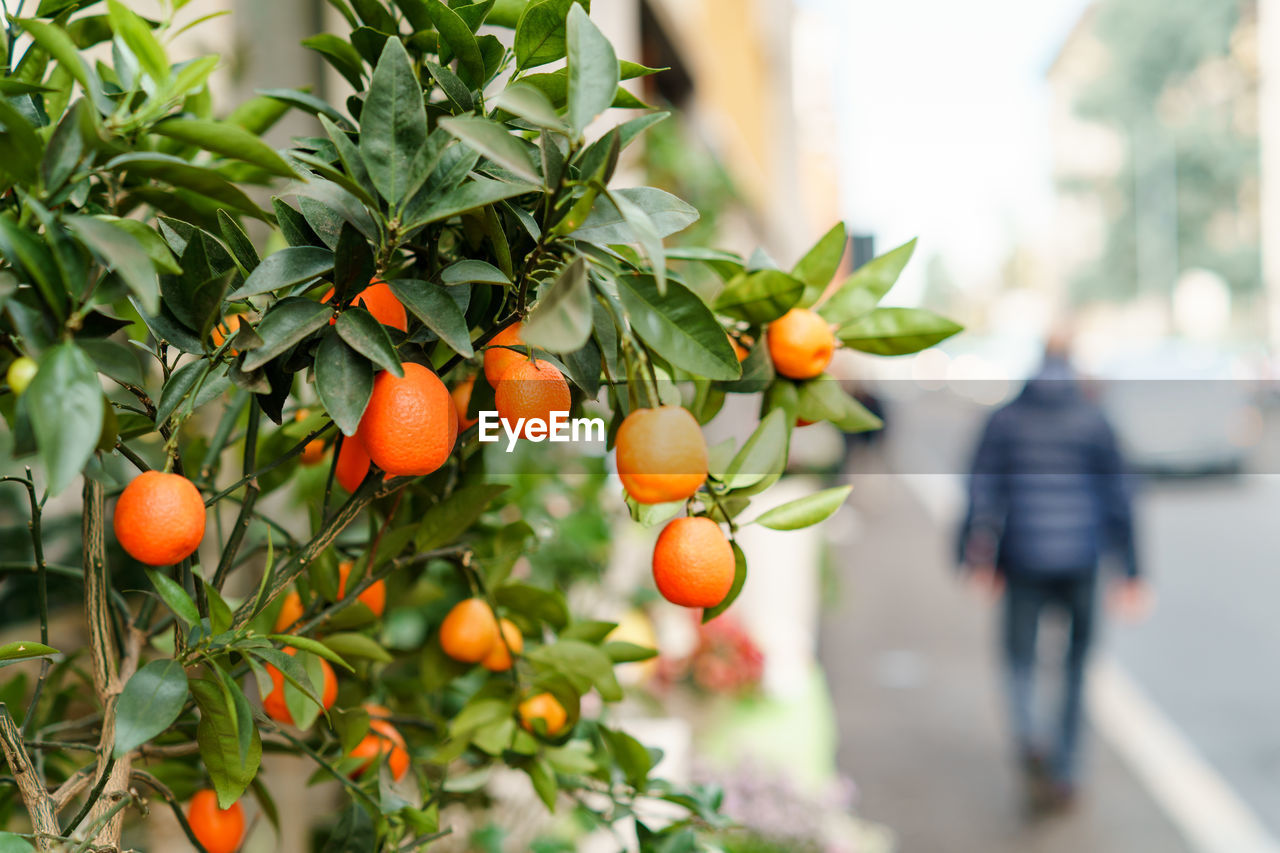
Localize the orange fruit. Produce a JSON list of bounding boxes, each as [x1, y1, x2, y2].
[[262, 646, 338, 726], [483, 322, 525, 385], [451, 375, 478, 431], [113, 471, 206, 566], [363, 703, 405, 746], [518, 693, 568, 737], [323, 280, 408, 332], [273, 591, 305, 633], [494, 359, 571, 439], [357, 363, 457, 477], [730, 338, 749, 362], [186, 789, 244, 853], [337, 560, 385, 618], [652, 516, 735, 608], [615, 406, 708, 505], [295, 410, 327, 465], [335, 434, 371, 492], [481, 618, 524, 672], [439, 597, 499, 663], [211, 314, 243, 354], [767, 308, 835, 379], [348, 730, 409, 781]]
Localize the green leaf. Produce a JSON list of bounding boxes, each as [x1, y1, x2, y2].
[[0, 100, 42, 186], [0, 832, 36, 853], [227, 246, 333, 299], [107, 0, 169, 82], [336, 308, 404, 376], [793, 222, 846, 307], [415, 483, 507, 551], [0, 641, 59, 665], [570, 187, 698, 243], [494, 82, 567, 131], [321, 632, 393, 664], [240, 298, 333, 371], [217, 210, 260, 274], [525, 758, 558, 810], [113, 659, 189, 757], [836, 307, 962, 355], [527, 639, 621, 701], [720, 408, 786, 491], [441, 259, 510, 286], [701, 542, 746, 622], [302, 33, 365, 91], [389, 279, 475, 357], [248, 647, 325, 714], [155, 359, 232, 426], [0, 214, 67, 320], [147, 569, 201, 623], [153, 118, 296, 178], [16, 18, 112, 115], [108, 153, 264, 217], [439, 116, 539, 183], [269, 634, 354, 671], [360, 37, 428, 207], [65, 216, 160, 314], [423, 59, 474, 112], [404, 177, 538, 229], [795, 378, 883, 432], [615, 275, 740, 381], [522, 257, 590, 352], [315, 331, 374, 436], [27, 343, 102, 495], [818, 238, 917, 325], [258, 87, 350, 127], [515, 0, 575, 69], [714, 270, 804, 325], [427, 0, 486, 87], [200, 577, 233, 635], [496, 583, 570, 631], [190, 676, 262, 808], [600, 726, 651, 790], [752, 485, 853, 531], [565, 4, 617, 135], [603, 641, 657, 663]]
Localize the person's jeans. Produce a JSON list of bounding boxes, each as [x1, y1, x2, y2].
[[1002, 572, 1097, 785]]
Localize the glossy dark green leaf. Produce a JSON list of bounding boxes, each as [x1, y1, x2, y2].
[[0, 214, 67, 320], [190, 676, 262, 808], [565, 4, 616, 135], [240, 298, 333, 371], [404, 177, 538, 230], [113, 659, 189, 757], [701, 542, 747, 622], [424, 59, 474, 112], [66, 215, 160, 314], [315, 331, 374, 436], [494, 583, 569, 630], [217, 210, 260, 274], [321, 633, 393, 664], [227, 246, 333, 299], [389, 278, 475, 356], [39, 99, 90, 191], [427, 0, 485, 87], [258, 87, 350, 127], [570, 187, 697, 243], [108, 153, 264, 217], [16, 18, 113, 114], [714, 270, 804, 325], [439, 116, 539, 183], [77, 339, 145, 387], [27, 343, 102, 494], [336, 307, 403, 375], [836, 307, 963, 355], [153, 118, 295, 178], [302, 33, 365, 91], [818, 238, 917, 325], [414, 483, 507, 550], [515, 0, 575, 69], [616, 275, 740, 381], [441, 259, 510, 286], [331, 223, 376, 304], [360, 37, 428, 206], [146, 569, 201, 623], [522, 257, 590, 352]]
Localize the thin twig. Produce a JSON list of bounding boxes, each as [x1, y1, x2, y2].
[[130, 770, 210, 853]]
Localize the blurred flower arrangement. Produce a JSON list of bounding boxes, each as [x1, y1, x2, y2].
[[657, 614, 765, 696]]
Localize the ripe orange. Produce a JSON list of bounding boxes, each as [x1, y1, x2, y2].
[[348, 730, 409, 781], [335, 434, 371, 492], [615, 406, 708, 505], [439, 598, 499, 664], [483, 322, 525, 385], [262, 646, 338, 726], [337, 560, 385, 618], [273, 591, 305, 633], [451, 375, 478, 431], [357, 363, 457, 477], [187, 789, 244, 853], [652, 516, 735, 608], [730, 338, 749, 362], [767, 308, 835, 379], [113, 471, 206, 566], [295, 410, 327, 465], [323, 280, 408, 332], [211, 314, 243, 354], [518, 693, 568, 737], [481, 618, 524, 672], [493, 359, 570, 438], [363, 703, 405, 746]]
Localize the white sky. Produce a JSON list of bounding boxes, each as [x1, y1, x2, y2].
[[810, 0, 1094, 302]]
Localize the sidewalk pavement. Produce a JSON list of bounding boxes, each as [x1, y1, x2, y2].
[[818, 473, 1190, 853]]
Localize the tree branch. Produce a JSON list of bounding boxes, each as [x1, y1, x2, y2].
[[0, 703, 59, 849]]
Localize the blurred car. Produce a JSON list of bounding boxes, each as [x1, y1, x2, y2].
[[1092, 341, 1261, 476]]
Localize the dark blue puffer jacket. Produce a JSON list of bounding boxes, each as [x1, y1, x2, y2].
[[958, 359, 1138, 578]]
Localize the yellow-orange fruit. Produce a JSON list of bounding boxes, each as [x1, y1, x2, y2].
[[262, 647, 338, 726], [494, 359, 571, 439], [481, 619, 524, 672], [357, 363, 457, 477], [335, 434, 371, 493], [186, 789, 244, 853], [518, 693, 568, 737], [273, 591, 305, 633], [347, 710, 409, 781], [451, 375, 478, 431], [439, 598, 499, 664], [652, 516, 735, 608], [211, 314, 243, 354], [337, 560, 385, 618], [483, 323, 525, 386], [615, 406, 708, 505], [113, 471, 206, 566], [295, 410, 327, 465], [323, 280, 408, 332], [767, 308, 835, 379]]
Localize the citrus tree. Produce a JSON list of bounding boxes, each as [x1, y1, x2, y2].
[[0, 1, 960, 850]]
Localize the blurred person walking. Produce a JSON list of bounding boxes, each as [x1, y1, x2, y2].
[[957, 331, 1149, 813]]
